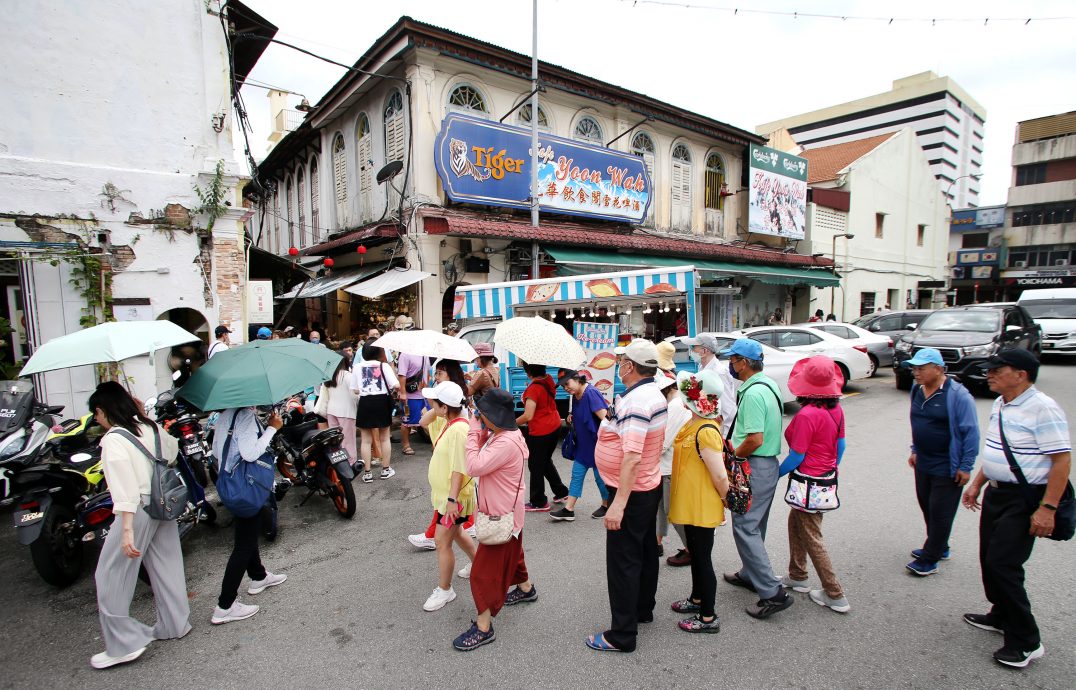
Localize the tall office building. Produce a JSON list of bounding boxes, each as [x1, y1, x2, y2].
[[758, 72, 986, 208]]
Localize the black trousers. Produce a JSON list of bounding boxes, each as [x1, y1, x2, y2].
[[683, 524, 717, 618], [914, 469, 963, 562], [218, 513, 268, 609], [604, 485, 661, 652], [525, 430, 568, 507], [980, 483, 1044, 651]]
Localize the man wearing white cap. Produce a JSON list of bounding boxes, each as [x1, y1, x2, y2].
[[682, 333, 738, 437]]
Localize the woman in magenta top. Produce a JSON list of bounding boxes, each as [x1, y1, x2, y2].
[[779, 355, 850, 615], [516, 361, 568, 511]]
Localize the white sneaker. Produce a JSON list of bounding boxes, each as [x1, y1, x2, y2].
[[422, 586, 456, 612], [457, 562, 472, 579], [248, 571, 288, 595], [408, 533, 436, 550], [90, 646, 146, 669], [211, 600, 260, 625], [809, 589, 851, 613]]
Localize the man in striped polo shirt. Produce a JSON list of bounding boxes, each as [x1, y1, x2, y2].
[[961, 348, 1071, 669], [586, 339, 668, 653]]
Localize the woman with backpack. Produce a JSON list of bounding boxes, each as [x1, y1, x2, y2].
[[668, 370, 729, 634], [210, 406, 288, 625], [350, 341, 399, 483], [89, 381, 191, 669]]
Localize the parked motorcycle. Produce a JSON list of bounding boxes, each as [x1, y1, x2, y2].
[[270, 407, 356, 519]]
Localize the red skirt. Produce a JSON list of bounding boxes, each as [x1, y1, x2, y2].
[[470, 532, 529, 617]]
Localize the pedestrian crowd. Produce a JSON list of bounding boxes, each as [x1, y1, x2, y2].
[[85, 310, 1070, 670]]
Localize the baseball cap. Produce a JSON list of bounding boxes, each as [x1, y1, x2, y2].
[[214, 325, 231, 337], [256, 326, 272, 339], [613, 339, 660, 367], [902, 348, 944, 367], [557, 369, 582, 386], [421, 381, 465, 407], [978, 349, 1039, 379], [682, 333, 721, 353], [719, 338, 764, 361]]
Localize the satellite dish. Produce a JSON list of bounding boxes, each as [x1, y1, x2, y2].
[[376, 161, 404, 185]]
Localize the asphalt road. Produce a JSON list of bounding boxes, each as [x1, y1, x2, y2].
[[1, 362, 1074, 688]]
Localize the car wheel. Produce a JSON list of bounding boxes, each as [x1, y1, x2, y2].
[[866, 355, 878, 378], [837, 363, 851, 391]]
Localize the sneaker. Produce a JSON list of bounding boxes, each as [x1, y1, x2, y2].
[[504, 585, 538, 606], [963, 612, 1003, 634], [911, 547, 951, 561], [211, 600, 260, 625], [524, 502, 550, 512], [745, 592, 794, 619], [362, 471, 374, 483], [457, 562, 472, 579], [370, 459, 382, 468], [591, 505, 608, 519], [550, 507, 575, 522], [657, 544, 664, 558], [808, 589, 851, 613], [782, 576, 811, 593], [90, 646, 146, 669], [422, 586, 456, 612], [408, 533, 436, 550], [667, 549, 692, 567], [723, 571, 756, 592], [247, 571, 287, 595], [993, 644, 1044, 668], [678, 614, 721, 633], [905, 559, 939, 576], [380, 467, 396, 480], [670, 598, 701, 614], [453, 621, 495, 651], [552, 495, 569, 504]]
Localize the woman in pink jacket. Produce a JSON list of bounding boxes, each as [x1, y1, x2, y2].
[[452, 388, 536, 651]]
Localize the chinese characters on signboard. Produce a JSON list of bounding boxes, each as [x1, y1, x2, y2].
[[747, 144, 808, 240], [247, 280, 273, 324], [434, 113, 651, 224]]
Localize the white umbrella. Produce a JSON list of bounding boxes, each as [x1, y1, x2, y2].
[[372, 329, 478, 362], [20, 321, 202, 376], [494, 316, 587, 369]]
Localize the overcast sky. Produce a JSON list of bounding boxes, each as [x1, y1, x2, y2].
[[236, 0, 1076, 207]]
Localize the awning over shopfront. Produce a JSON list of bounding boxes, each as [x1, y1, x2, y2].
[[345, 268, 431, 299], [275, 262, 387, 300], [545, 247, 840, 288]]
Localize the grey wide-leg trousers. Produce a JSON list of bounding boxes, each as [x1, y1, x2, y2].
[[95, 503, 191, 657]]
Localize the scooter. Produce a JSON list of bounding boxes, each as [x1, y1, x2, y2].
[[270, 405, 356, 519]]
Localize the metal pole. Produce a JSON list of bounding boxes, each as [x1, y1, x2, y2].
[[529, 0, 540, 280], [830, 234, 838, 317]]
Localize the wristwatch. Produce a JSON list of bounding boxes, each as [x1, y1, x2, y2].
[[1040, 501, 1057, 511], [446, 497, 458, 504]]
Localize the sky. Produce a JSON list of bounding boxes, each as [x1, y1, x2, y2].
[[235, 0, 1076, 207]]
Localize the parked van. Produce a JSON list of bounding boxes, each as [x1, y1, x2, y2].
[[1018, 287, 1076, 355]]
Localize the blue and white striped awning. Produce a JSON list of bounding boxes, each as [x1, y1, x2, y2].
[[453, 266, 695, 320]]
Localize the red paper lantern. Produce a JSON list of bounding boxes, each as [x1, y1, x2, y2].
[[323, 257, 334, 268], [288, 247, 299, 256], [357, 245, 368, 255]]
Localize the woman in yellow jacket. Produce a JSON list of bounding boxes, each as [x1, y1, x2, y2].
[[668, 369, 729, 633]]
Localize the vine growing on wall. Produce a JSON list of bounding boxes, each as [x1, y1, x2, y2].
[[193, 159, 228, 233]]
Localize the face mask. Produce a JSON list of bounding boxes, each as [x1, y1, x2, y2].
[[728, 362, 739, 379], [310, 338, 320, 345], [688, 350, 702, 364]]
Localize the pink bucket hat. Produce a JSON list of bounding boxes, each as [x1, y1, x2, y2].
[[788, 355, 844, 398], [473, 342, 494, 358]]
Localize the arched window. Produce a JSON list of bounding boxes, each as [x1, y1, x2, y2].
[[517, 103, 550, 132], [285, 178, 295, 250], [384, 90, 406, 164], [704, 153, 726, 211], [574, 116, 603, 144], [309, 156, 320, 243], [331, 133, 347, 220], [267, 188, 277, 253], [670, 144, 693, 231], [356, 113, 373, 196], [631, 132, 656, 225], [296, 167, 306, 248], [447, 84, 488, 115]]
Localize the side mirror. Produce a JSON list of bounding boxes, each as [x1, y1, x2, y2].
[[1005, 324, 1022, 332], [905, 324, 917, 330], [144, 396, 158, 410]]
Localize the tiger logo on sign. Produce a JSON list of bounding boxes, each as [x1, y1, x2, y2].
[[450, 138, 491, 181]]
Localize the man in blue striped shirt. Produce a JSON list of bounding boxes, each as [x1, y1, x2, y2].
[[961, 349, 1071, 669]]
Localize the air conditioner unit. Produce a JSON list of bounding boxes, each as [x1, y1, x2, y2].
[[1013, 260, 1027, 268], [1055, 259, 1068, 266], [951, 267, 965, 279]]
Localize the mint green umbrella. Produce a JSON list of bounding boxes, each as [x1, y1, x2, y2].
[[19, 321, 201, 376], [177, 339, 342, 410]]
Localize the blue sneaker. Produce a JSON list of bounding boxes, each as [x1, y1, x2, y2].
[[911, 547, 951, 561], [906, 559, 939, 576], [453, 621, 495, 651]]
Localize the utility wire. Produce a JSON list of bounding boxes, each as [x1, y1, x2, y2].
[[618, 0, 1075, 23]]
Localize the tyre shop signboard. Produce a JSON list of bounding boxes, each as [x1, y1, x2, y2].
[[434, 113, 651, 224], [747, 144, 808, 240]]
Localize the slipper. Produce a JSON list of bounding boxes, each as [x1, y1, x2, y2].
[[585, 633, 625, 652], [402, 448, 416, 456]]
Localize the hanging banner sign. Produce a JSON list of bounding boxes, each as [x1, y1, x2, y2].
[[247, 280, 274, 324], [573, 321, 620, 402], [435, 113, 651, 224], [747, 144, 808, 240]]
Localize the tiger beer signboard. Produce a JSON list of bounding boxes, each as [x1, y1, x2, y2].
[[434, 113, 651, 224], [747, 144, 808, 240]]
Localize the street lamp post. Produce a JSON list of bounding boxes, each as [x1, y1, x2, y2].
[[944, 173, 983, 211], [831, 232, 854, 319]]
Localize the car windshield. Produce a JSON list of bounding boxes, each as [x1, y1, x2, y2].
[[850, 315, 875, 328], [1020, 299, 1076, 319], [919, 310, 1000, 333]]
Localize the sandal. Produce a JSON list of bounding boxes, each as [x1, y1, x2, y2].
[[585, 633, 625, 653], [402, 447, 416, 456]]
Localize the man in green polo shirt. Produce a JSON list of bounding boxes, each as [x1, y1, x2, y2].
[[719, 338, 792, 619]]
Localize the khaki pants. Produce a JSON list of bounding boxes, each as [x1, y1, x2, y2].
[[787, 510, 843, 599]]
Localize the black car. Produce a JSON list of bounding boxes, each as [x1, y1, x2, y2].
[[893, 303, 1042, 391], [852, 309, 934, 342]]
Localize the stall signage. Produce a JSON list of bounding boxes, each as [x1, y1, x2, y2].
[[747, 144, 808, 240], [573, 321, 619, 402], [247, 280, 274, 323], [434, 113, 651, 224]]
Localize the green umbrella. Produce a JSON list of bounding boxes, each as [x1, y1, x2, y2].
[[177, 339, 342, 410]]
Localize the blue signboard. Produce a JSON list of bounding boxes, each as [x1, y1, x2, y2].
[[434, 113, 651, 224]]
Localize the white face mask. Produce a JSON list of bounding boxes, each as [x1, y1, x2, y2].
[[688, 350, 702, 364]]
